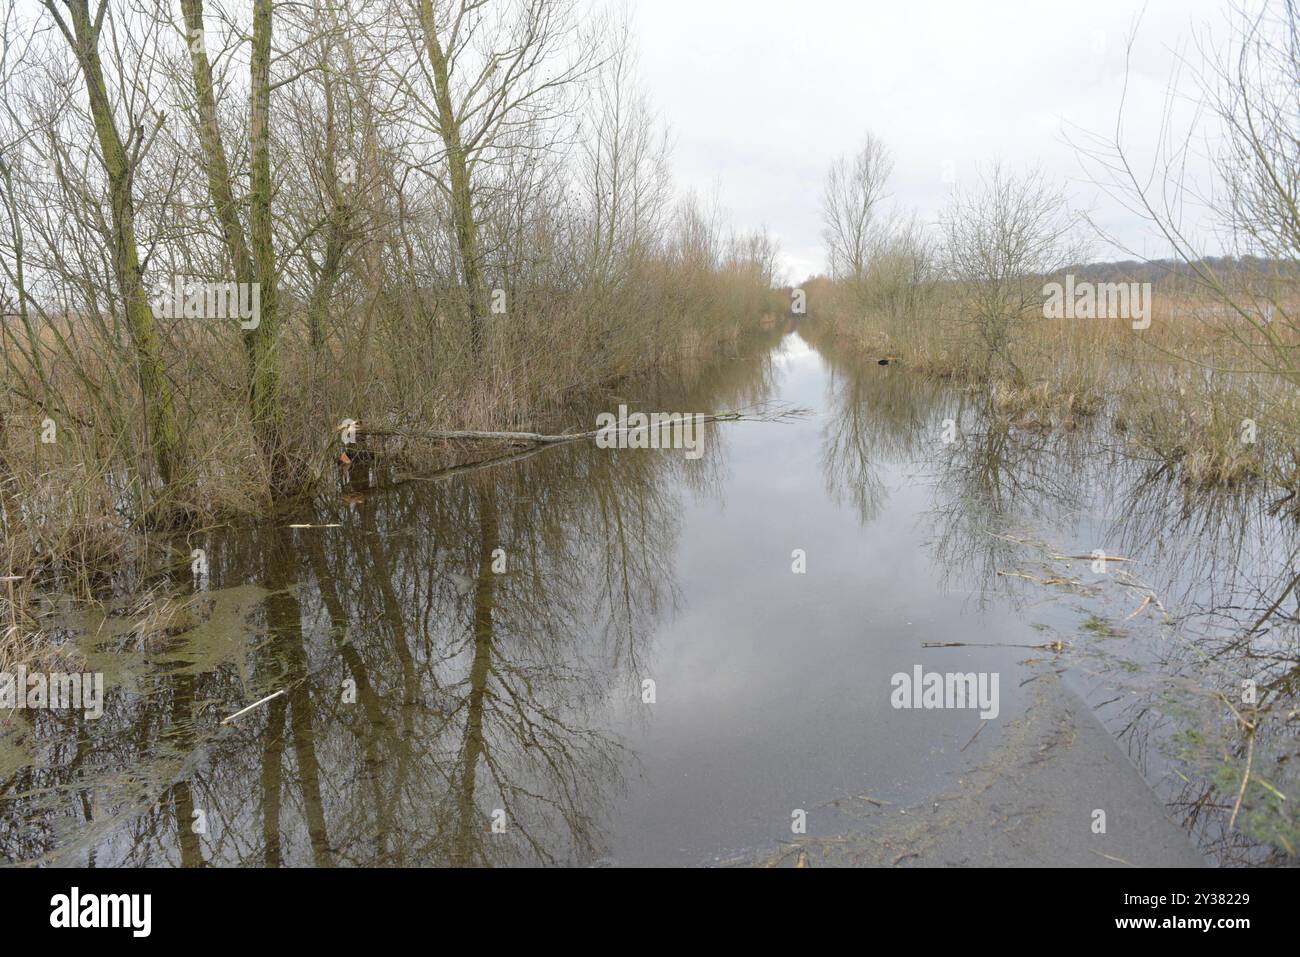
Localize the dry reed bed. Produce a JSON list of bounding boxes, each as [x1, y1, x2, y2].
[[0, 273, 783, 664], [806, 279, 1300, 500]]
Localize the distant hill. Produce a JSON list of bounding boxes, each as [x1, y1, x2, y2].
[[1062, 257, 1300, 284]]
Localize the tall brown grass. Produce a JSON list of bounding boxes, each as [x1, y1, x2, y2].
[[804, 274, 1300, 501]]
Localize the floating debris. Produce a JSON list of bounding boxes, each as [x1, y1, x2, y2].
[[220, 689, 287, 725]]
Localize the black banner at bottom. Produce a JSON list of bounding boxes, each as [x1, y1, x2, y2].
[[0, 865, 1282, 943]]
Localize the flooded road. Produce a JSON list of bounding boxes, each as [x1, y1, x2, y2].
[[3, 326, 1297, 866]]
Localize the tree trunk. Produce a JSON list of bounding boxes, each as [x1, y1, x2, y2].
[[249, 0, 288, 486], [64, 0, 186, 492], [178, 0, 254, 286], [179, 0, 290, 490], [306, 31, 350, 352], [417, 1, 487, 358]]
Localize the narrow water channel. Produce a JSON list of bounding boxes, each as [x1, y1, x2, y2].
[[3, 325, 1296, 866]]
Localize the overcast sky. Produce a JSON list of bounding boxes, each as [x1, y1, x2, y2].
[[628, 0, 1238, 282]]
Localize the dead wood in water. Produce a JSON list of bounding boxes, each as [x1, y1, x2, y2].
[[220, 689, 287, 724], [394, 441, 560, 486], [922, 639, 1065, 651], [335, 404, 812, 492], [960, 720, 988, 752], [348, 403, 811, 447], [356, 412, 742, 445]]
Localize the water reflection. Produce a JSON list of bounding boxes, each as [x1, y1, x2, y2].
[[808, 325, 1299, 864], [3, 322, 1297, 866], [816, 338, 937, 525], [0, 327, 785, 866]]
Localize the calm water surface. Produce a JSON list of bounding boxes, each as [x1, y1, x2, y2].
[[3, 325, 1297, 866]]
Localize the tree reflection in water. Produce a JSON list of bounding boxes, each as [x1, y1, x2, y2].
[[4, 323, 1295, 866], [810, 324, 1299, 864], [0, 327, 785, 867]]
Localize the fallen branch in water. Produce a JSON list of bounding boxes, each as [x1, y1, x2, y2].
[[349, 403, 811, 447], [395, 442, 555, 485], [353, 404, 812, 488], [922, 639, 1065, 651], [996, 569, 1082, 587], [357, 414, 739, 445]]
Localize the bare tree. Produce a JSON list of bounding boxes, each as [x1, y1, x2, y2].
[[821, 132, 894, 283], [39, 0, 188, 491], [1080, 0, 1298, 386], [0, 0, 781, 572], [578, 10, 670, 286], [861, 209, 937, 332], [177, 0, 252, 293], [245, 0, 286, 479], [940, 164, 1084, 381], [408, 0, 601, 359]]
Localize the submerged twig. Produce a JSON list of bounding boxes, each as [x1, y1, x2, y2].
[[922, 639, 1064, 651], [1088, 849, 1135, 867], [1228, 726, 1257, 833], [1125, 595, 1153, 620], [220, 689, 286, 725], [960, 720, 988, 752]]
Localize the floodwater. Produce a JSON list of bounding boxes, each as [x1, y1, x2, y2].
[[3, 324, 1297, 866]]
